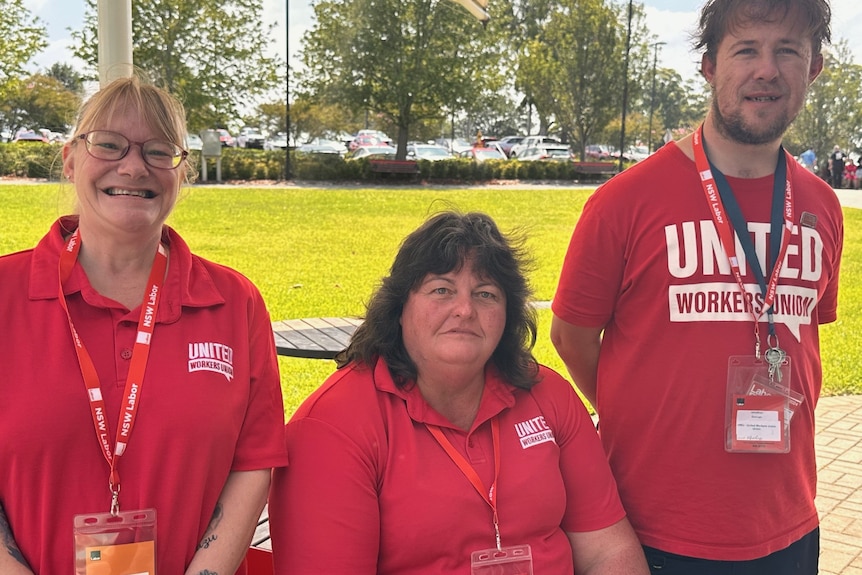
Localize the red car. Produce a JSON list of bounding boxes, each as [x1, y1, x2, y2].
[[216, 129, 235, 147], [348, 134, 383, 151]]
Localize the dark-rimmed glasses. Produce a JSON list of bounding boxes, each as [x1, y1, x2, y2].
[[77, 130, 188, 170]]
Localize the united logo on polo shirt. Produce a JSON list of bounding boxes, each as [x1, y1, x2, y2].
[[188, 342, 235, 381], [514, 416, 556, 449]]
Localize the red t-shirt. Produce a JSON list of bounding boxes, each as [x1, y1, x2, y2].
[[0, 217, 288, 574], [553, 143, 843, 560], [269, 358, 625, 574]]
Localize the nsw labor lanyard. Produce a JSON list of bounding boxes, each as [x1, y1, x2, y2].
[[426, 417, 502, 550], [692, 124, 793, 358], [58, 228, 168, 515]]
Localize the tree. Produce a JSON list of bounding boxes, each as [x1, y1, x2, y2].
[[0, 0, 48, 125], [298, 0, 497, 159], [45, 62, 84, 94], [71, 0, 283, 130], [785, 41, 862, 163], [641, 68, 709, 144], [0, 74, 80, 135]]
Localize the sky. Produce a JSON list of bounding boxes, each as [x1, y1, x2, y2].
[[21, 0, 862, 87]]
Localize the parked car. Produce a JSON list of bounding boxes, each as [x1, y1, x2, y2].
[[623, 145, 650, 162], [346, 145, 396, 160], [406, 144, 453, 161], [216, 129, 235, 147], [435, 137, 473, 155], [497, 136, 524, 158], [185, 134, 203, 151], [516, 144, 573, 162], [585, 144, 611, 160], [264, 132, 288, 150], [459, 146, 507, 162], [349, 134, 384, 151], [12, 130, 48, 143], [298, 138, 347, 156], [354, 129, 392, 145], [510, 135, 561, 159], [237, 127, 266, 149]]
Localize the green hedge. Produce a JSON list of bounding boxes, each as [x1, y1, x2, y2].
[[0, 143, 65, 179], [288, 152, 622, 183], [0, 143, 624, 183]]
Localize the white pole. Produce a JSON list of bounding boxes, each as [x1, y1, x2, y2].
[[97, 0, 134, 87]]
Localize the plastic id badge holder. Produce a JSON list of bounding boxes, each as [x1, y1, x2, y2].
[[74, 509, 157, 575], [471, 544, 533, 575], [725, 355, 800, 454]]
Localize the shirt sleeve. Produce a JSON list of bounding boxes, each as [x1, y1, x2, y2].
[[552, 190, 626, 329], [534, 369, 626, 533], [269, 415, 381, 574], [231, 287, 288, 470]]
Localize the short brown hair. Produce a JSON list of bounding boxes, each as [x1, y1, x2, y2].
[[695, 0, 831, 60]]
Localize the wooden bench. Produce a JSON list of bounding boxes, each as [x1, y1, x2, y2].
[[571, 161, 618, 178], [369, 158, 420, 178]]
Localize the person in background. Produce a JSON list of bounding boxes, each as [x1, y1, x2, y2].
[[551, 0, 842, 573], [829, 144, 846, 188], [842, 155, 856, 189], [799, 147, 816, 171], [0, 76, 288, 574], [269, 211, 648, 575]]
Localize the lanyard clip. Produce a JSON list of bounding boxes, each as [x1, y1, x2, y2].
[[110, 485, 121, 517]]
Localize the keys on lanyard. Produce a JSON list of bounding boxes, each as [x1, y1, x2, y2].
[[765, 346, 787, 383]]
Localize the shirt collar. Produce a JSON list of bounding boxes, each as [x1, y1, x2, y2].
[[29, 216, 225, 322], [372, 357, 517, 430]]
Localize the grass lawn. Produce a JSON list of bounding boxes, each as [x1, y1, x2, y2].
[[2, 182, 859, 417]]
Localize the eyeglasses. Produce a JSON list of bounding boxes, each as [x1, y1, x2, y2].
[[77, 130, 188, 170]]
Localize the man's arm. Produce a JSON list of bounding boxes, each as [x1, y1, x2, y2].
[[567, 517, 649, 575], [0, 502, 34, 575], [550, 315, 603, 411], [183, 469, 271, 575]]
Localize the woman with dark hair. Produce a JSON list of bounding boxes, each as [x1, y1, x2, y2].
[[269, 211, 647, 574]]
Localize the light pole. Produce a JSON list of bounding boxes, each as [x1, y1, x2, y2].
[[647, 41, 666, 154], [618, 0, 633, 173], [284, 0, 291, 180]]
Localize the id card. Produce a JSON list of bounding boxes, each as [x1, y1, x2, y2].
[[725, 356, 793, 453], [471, 544, 533, 575], [74, 509, 157, 575]]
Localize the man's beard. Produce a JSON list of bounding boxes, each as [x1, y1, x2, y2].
[[711, 96, 794, 146]]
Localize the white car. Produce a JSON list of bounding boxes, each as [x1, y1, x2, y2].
[[516, 144, 572, 162], [185, 134, 203, 151], [237, 127, 266, 149], [264, 133, 288, 150], [347, 145, 396, 160], [407, 144, 453, 161], [510, 135, 562, 159]]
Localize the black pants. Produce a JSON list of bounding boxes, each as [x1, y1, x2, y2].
[[643, 528, 819, 575]]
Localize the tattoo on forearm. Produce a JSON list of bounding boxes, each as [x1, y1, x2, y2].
[[198, 534, 218, 549], [0, 503, 30, 568], [196, 571, 219, 575], [196, 502, 224, 551]]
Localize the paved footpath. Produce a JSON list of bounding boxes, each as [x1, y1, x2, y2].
[[817, 395, 862, 574]]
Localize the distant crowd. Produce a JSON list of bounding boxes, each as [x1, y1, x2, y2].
[[798, 145, 862, 189]]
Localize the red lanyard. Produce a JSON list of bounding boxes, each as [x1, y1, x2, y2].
[[426, 417, 502, 550], [58, 228, 168, 515], [692, 125, 793, 357]]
